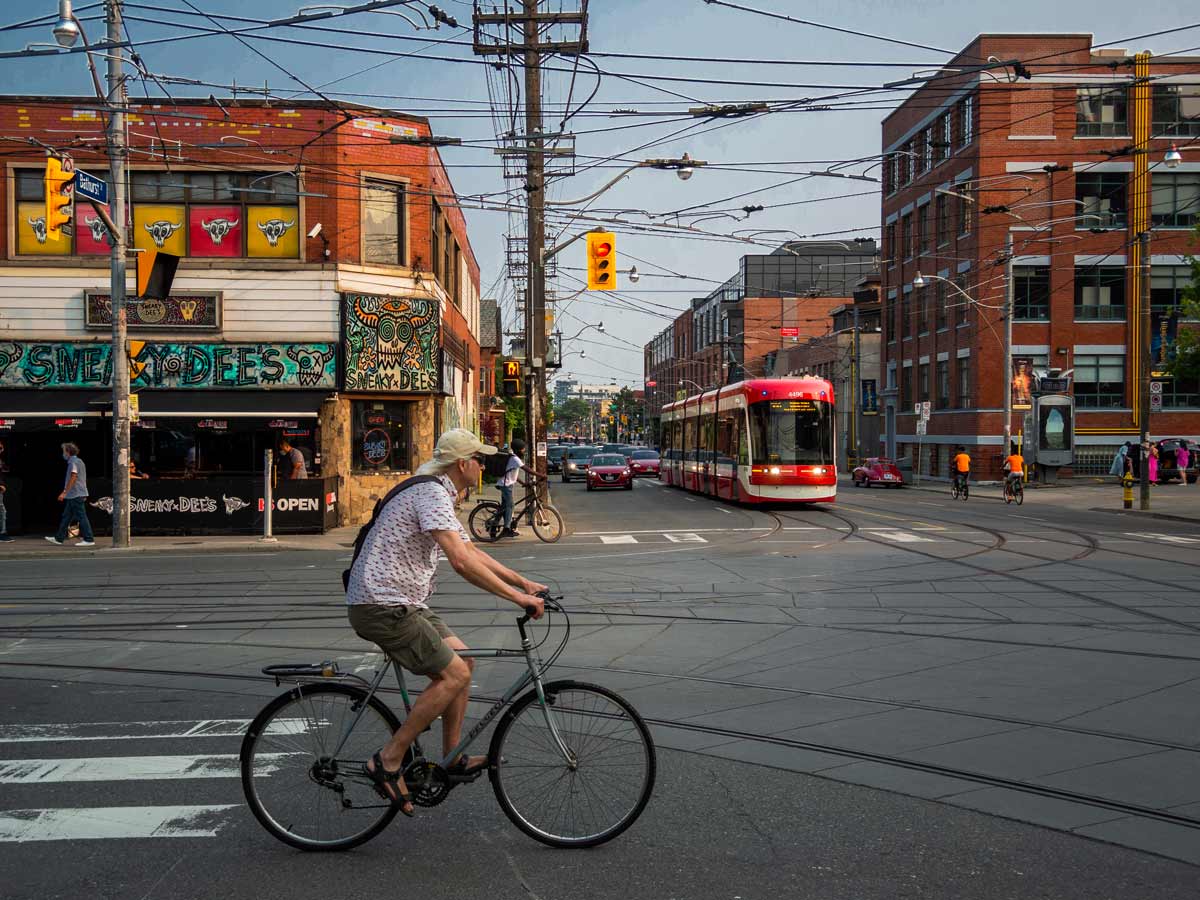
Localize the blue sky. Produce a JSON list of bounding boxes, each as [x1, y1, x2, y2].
[[1, 0, 1194, 387]]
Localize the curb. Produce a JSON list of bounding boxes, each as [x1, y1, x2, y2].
[[0, 539, 351, 560], [1087, 507, 1200, 526]]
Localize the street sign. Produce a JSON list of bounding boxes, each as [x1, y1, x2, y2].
[[1151, 392, 1163, 412], [913, 403, 921, 417], [129, 393, 140, 423], [920, 401, 931, 419], [74, 168, 108, 206], [1150, 381, 1163, 394], [536, 440, 547, 458], [779, 326, 799, 337], [915, 420, 927, 435]]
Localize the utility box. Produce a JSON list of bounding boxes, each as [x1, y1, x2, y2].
[[1022, 394, 1074, 483]]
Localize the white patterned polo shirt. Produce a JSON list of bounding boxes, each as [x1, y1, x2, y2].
[[346, 475, 469, 608]]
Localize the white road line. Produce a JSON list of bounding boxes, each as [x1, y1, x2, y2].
[[599, 535, 639, 545], [0, 806, 240, 842], [0, 754, 289, 784], [663, 533, 707, 543], [0, 719, 311, 744], [871, 530, 935, 543], [574, 528, 768, 536], [1124, 532, 1200, 544], [713, 507, 733, 515]]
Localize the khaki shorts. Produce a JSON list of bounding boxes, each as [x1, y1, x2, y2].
[[347, 604, 456, 676]]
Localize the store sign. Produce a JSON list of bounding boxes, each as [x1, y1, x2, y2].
[[86, 292, 221, 330], [0, 419, 14, 430], [341, 292, 440, 392], [0, 341, 336, 390], [351, 118, 419, 140], [362, 428, 392, 467], [779, 327, 800, 337]]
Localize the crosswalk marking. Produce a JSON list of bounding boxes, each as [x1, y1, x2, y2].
[[0, 718, 310, 743], [1124, 532, 1200, 544], [0, 806, 240, 842], [870, 530, 935, 543], [0, 754, 288, 784], [599, 535, 639, 545], [663, 532, 707, 543]]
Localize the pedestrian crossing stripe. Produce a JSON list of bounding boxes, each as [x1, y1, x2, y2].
[[1123, 532, 1200, 544], [0, 806, 239, 842], [870, 530, 935, 543], [663, 533, 707, 543], [0, 718, 312, 743], [599, 535, 639, 544], [0, 754, 289, 784]]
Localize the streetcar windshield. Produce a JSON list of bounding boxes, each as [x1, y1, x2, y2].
[[748, 400, 834, 465]]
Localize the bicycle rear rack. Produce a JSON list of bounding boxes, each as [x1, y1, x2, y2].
[[262, 661, 371, 688]]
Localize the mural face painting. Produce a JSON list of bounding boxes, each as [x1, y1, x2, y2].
[[0, 342, 337, 389], [342, 292, 439, 392]]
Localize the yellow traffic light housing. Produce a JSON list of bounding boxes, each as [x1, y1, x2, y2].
[[43, 156, 75, 242], [502, 359, 523, 396], [585, 231, 616, 291]]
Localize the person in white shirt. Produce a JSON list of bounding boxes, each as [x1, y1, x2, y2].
[[499, 438, 524, 537], [346, 428, 546, 816]]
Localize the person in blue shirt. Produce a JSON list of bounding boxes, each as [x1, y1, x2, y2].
[[46, 442, 95, 547]]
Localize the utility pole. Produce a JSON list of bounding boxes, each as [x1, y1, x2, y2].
[[851, 304, 860, 466], [1131, 50, 1153, 511], [1002, 232, 1014, 462], [1138, 231, 1152, 510], [107, 0, 130, 547]]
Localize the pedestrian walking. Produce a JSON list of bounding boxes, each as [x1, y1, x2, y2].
[[0, 442, 12, 543], [1178, 442, 1191, 486], [278, 437, 308, 480], [45, 443, 94, 547], [1148, 443, 1159, 485], [1109, 442, 1130, 478]]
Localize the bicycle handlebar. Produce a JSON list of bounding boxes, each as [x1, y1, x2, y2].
[[517, 590, 563, 633]]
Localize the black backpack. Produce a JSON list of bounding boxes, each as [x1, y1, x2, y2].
[[342, 475, 440, 591]]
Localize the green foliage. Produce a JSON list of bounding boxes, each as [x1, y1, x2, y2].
[[555, 398, 591, 427], [1167, 224, 1200, 381]]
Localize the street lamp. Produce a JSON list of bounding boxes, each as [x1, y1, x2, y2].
[[561, 322, 604, 341], [52, 0, 80, 46], [628, 266, 641, 284], [679, 378, 704, 394], [546, 153, 707, 207], [1165, 143, 1200, 168]]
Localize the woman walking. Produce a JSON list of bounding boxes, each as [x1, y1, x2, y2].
[[1178, 442, 1191, 486], [1148, 443, 1159, 485]]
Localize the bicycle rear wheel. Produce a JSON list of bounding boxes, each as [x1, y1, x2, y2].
[[488, 680, 656, 848], [531, 503, 564, 543], [240, 683, 401, 851], [469, 501, 503, 543], [1015, 485, 1024, 505]]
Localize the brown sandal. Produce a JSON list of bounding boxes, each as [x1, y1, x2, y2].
[[364, 750, 415, 817]]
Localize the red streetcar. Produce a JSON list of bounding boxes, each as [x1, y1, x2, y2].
[[659, 377, 837, 505], [586, 453, 634, 491]]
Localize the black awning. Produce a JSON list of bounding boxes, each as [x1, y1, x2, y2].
[[0, 390, 333, 417]]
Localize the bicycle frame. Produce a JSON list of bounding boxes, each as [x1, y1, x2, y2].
[[325, 617, 574, 769]]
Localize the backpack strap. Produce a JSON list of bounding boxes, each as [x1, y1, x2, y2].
[[342, 475, 442, 591]]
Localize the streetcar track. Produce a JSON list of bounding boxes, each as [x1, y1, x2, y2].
[[2, 657, 1198, 837]]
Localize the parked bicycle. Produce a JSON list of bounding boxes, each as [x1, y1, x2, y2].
[[240, 594, 655, 851], [1003, 477, 1024, 505], [469, 481, 564, 543]]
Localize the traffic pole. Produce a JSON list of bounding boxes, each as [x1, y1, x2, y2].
[[1138, 230, 1152, 511], [107, 0, 130, 548]]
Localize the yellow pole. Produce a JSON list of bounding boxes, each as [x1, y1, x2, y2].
[[1129, 51, 1151, 429]]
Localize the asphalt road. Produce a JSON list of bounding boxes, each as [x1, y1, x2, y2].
[[2, 474, 1199, 898]]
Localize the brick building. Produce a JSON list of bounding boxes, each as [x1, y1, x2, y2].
[[0, 96, 481, 532], [880, 36, 1200, 480]]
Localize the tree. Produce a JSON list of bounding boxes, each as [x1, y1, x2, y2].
[[609, 387, 641, 440], [1166, 224, 1200, 381], [555, 398, 591, 432]]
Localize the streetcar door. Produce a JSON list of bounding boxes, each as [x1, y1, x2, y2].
[[715, 409, 737, 500]]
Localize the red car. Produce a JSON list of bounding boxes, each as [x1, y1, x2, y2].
[[628, 449, 661, 478], [851, 457, 905, 488], [586, 454, 634, 491]]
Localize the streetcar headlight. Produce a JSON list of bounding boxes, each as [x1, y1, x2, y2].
[[813, 467, 826, 475], [768, 466, 781, 475]]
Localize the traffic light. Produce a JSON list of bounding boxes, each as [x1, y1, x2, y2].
[[502, 359, 523, 396], [43, 156, 75, 242], [585, 231, 616, 291]]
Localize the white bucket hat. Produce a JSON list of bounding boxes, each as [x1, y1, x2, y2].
[[431, 428, 499, 464]]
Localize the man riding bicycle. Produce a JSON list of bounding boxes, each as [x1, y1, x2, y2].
[[345, 428, 547, 816], [953, 446, 971, 491], [1004, 448, 1025, 491]]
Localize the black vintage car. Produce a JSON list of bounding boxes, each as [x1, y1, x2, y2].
[[546, 445, 569, 474]]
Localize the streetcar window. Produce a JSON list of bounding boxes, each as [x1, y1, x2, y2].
[[748, 401, 834, 465]]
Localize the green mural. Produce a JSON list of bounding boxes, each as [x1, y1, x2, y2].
[[342, 292, 440, 392], [0, 341, 336, 389]]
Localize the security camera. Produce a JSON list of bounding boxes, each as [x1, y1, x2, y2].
[[307, 223, 323, 239]]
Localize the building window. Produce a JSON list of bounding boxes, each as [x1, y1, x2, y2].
[[1150, 173, 1200, 229], [922, 126, 934, 173], [954, 274, 970, 327], [1076, 86, 1129, 136], [936, 361, 950, 408], [918, 286, 930, 334], [352, 399, 413, 473], [938, 113, 952, 162], [885, 223, 897, 267], [918, 363, 930, 401], [1162, 377, 1200, 408], [1075, 266, 1126, 320], [901, 292, 912, 339], [901, 214, 913, 259], [1013, 266, 1051, 320], [957, 357, 971, 407], [917, 206, 929, 255], [1076, 172, 1127, 229], [900, 147, 911, 186], [1151, 84, 1200, 137], [935, 195, 948, 246], [362, 180, 405, 266], [1074, 354, 1125, 408], [957, 191, 972, 235], [935, 280, 948, 330], [886, 366, 897, 391], [956, 94, 974, 148], [1151, 265, 1195, 314], [900, 366, 912, 404]]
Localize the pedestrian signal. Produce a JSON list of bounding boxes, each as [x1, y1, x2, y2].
[[585, 231, 616, 291], [502, 360, 522, 396], [44, 156, 75, 242]]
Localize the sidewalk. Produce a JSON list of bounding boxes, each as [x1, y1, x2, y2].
[[0, 526, 361, 559], [860, 474, 1200, 524]]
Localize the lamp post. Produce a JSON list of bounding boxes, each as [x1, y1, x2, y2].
[[52, 0, 131, 547]]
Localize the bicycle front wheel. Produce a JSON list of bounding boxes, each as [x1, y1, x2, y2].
[[240, 683, 401, 852], [469, 501, 503, 543], [489, 680, 656, 848], [1015, 486, 1024, 505], [531, 503, 564, 543]]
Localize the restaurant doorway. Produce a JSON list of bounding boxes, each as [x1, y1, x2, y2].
[[2, 428, 107, 534]]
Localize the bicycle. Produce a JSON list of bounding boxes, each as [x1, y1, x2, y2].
[[1003, 476, 1024, 505], [469, 481, 564, 543], [951, 474, 969, 501], [240, 595, 655, 851]]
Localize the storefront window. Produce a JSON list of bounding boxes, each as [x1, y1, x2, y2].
[[352, 400, 413, 473]]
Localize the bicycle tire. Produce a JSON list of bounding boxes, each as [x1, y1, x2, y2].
[[469, 501, 503, 543], [963, 483, 969, 500], [488, 680, 656, 848], [241, 683, 401, 852], [531, 503, 564, 543], [1015, 485, 1024, 506], [1004, 484, 1013, 504]]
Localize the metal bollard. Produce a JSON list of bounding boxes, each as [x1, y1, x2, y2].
[[1122, 473, 1134, 510], [261, 448, 278, 542]]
